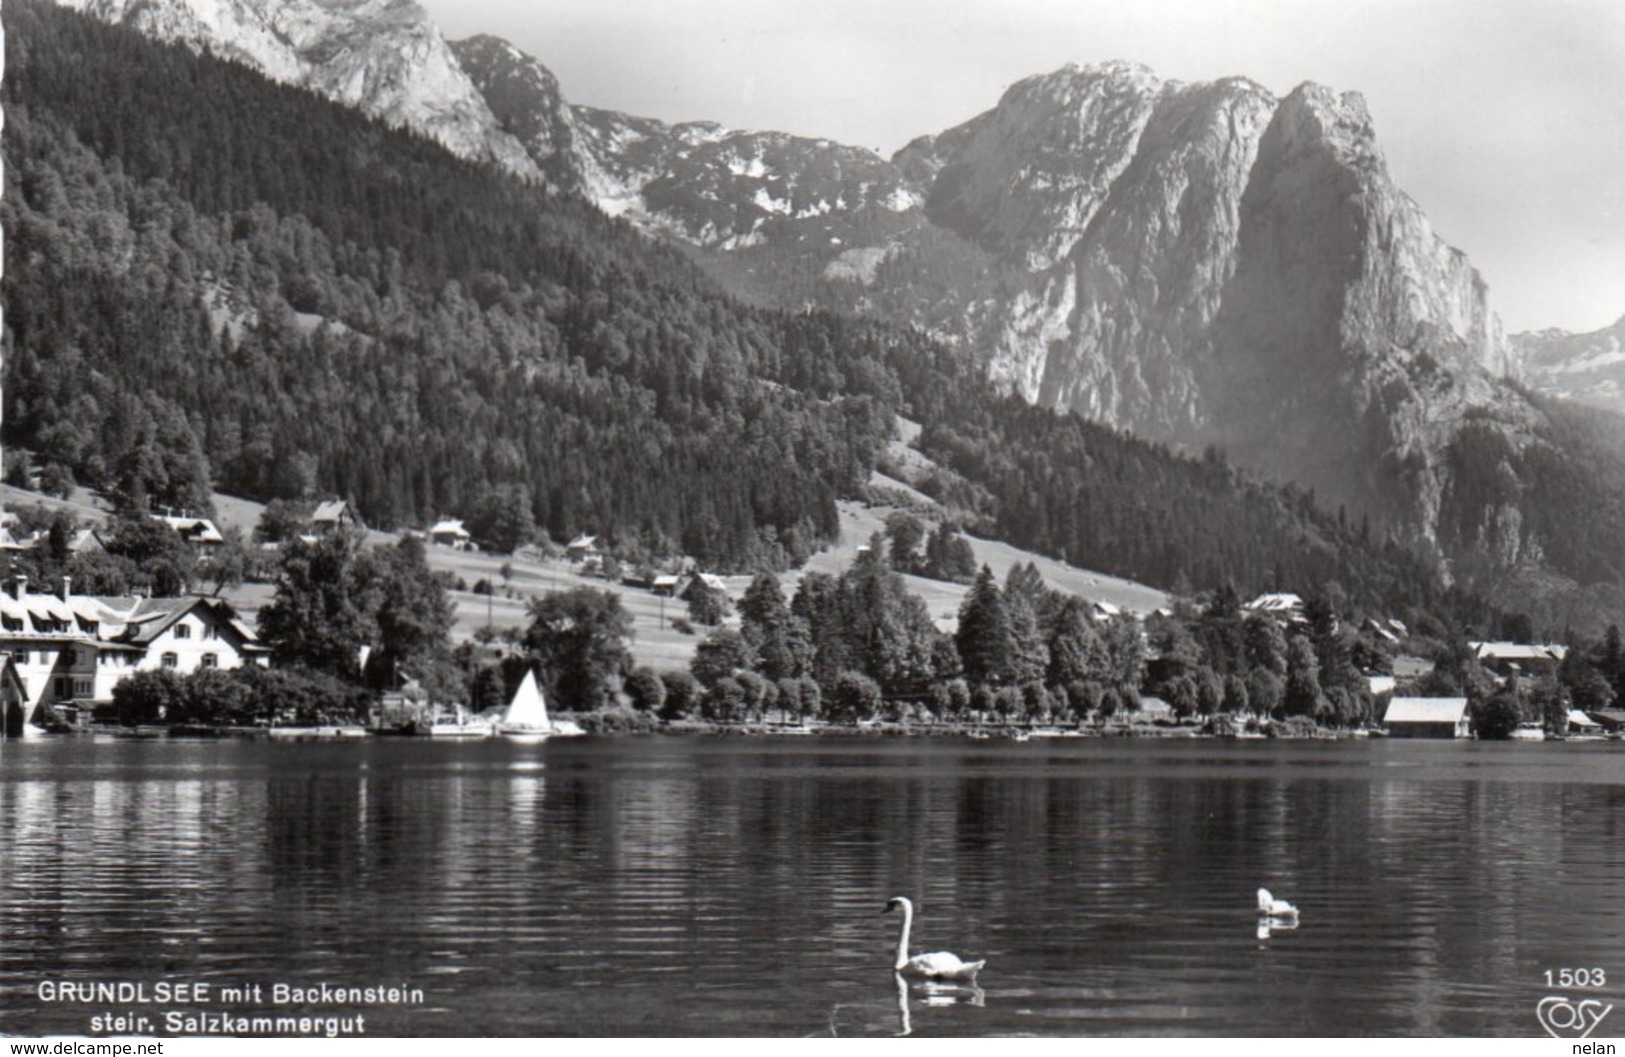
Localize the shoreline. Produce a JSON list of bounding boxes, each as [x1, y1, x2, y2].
[[16, 719, 1616, 743]]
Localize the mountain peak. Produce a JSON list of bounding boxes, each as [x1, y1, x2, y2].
[[61, 0, 541, 180]]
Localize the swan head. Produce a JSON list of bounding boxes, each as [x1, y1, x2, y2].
[[883, 896, 913, 915]]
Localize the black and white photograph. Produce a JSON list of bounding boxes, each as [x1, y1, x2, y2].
[[1, 0, 1623, 1041]]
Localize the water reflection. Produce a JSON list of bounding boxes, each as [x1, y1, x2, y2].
[[1255, 917, 1299, 942], [3, 737, 1624, 1036]]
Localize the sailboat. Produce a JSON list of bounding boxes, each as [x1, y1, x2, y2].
[[498, 670, 552, 741]]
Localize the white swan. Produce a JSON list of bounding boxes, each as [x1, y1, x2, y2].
[[1256, 887, 1298, 918], [884, 896, 985, 980]]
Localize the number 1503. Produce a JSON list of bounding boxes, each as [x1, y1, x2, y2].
[[1545, 968, 1607, 988]]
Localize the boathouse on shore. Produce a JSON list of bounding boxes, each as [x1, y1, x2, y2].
[[1383, 697, 1471, 739]]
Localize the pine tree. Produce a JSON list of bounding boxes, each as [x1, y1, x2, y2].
[[956, 566, 1012, 687]]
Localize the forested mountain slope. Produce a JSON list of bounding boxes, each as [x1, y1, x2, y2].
[[0, 0, 1544, 628]]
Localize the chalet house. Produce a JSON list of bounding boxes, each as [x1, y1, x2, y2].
[[1567, 710, 1603, 734], [0, 576, 269, 730], [428, 519, 474, 550], [153, 515, 226, 553], [678, 573, 728, 601], [1383, 697, 1471, 739], [1586, 710, 1625, 733], [311, 499, 361, 534], [69, 527, 107, 555], [1244, 592, 1306, 626], [1361, 617, 1402, 646], [566, 534, 601, 562], [652, 574, 683, 597], [93, 596, 270, 703], [1470, 641, 1568, 679]]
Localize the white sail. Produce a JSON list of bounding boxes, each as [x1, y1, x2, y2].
[[501, 670, 550, 733]]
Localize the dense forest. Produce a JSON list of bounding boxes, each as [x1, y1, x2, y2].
[[0, 0, 1520, 626]]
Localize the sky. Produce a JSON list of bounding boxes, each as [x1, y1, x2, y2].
[[419, 0, 1624, 333]]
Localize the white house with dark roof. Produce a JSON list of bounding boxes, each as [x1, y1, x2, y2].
[[152, 514, 226, 553], [428, 518, 473, 550], [0, 575, 269, 729], [1469, 641, 1568, 678], [1244, 592, 1306, 625], [93, 596, 269, 701], [311, 499, 360, 533], [566, 534, 601, 562]]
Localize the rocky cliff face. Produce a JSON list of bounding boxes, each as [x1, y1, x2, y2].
[[59, 0, 540, 179], [480, 51, 1553, 556], [59, 0, 1562, 561], [1204, 83, 1530, 533], [1516, 316, 1625, 416]]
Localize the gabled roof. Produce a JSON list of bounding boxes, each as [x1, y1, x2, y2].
[[1469, 641, 1569, 663], [1384, 697, 1469, 724], [312, 499, 351, 523], [0, 656, 27, 700], [153, 515, 225, 545], [105, 597, 257, 649], [429, 518, 469, 537], [68, 528, 106, 552], [567, 533, 599, 550], [1245, 592, 1304, 613], [0, 592, 81, 626]]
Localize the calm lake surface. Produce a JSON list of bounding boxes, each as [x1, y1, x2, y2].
[[3, 734, 1624, 1037]]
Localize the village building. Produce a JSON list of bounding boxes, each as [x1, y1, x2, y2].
[[1361, 617, 1402, 646], [93, 596, 270, 698], [0, 576, 269, 732], [566, 534, 602, 563], [68, 527, 107, 554], [1469, 641, 1568, 679], [1585, 709, 1625, 734], [153, 514, 226, 554], [428, 518, 474, 550], [1367, 674, 1397, 697], [678, 573, 728, 601], [1383, 697, 1471, 739], [1244, 592, 1306, 625], [311, 499, 361, 534], [1566, 710, 1603, 735]]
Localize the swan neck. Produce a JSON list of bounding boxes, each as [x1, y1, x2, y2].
[[894, 900, 913, 970]]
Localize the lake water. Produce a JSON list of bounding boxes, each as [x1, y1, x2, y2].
[[3, 734, 1624, 1038]]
